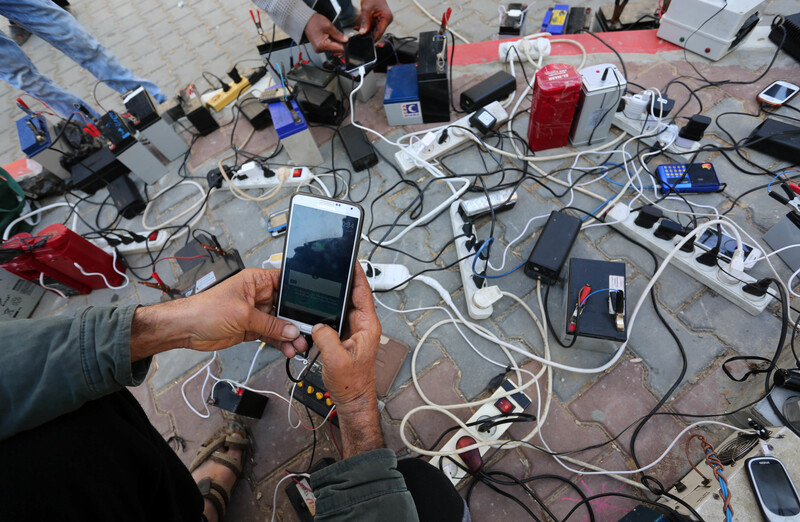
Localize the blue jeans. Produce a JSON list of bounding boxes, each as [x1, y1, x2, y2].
[[0, 0, 165, 119]]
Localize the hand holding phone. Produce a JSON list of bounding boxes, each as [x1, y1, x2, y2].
[[276, 194, 364, 336], [344, 32, 377, 73]]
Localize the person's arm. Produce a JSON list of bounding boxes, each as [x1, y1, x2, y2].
[[0, 269, 306, 440], [250, 0, 348, 52], [309, 264, 418, 521]]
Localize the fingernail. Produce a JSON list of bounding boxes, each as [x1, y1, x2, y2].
[[312, 323, 323, 333], [283, 324, 299, 339]]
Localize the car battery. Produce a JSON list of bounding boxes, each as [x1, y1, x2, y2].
[[527, 63, 582, 151], [569, 64, 626, 147], [417, 31, 450, 124], [98, 111, 167, 184], [384, 64, 423, 126], [123, 86, 189, 162], [15, 115, 71, 180], [541, 4, 570, 34], [268, 99, 323, 166]]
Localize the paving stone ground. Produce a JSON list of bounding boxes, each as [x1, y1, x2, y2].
[[5, 0, 798, 520]]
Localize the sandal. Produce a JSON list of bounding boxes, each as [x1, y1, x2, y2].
[[189, 421, 249, 520]]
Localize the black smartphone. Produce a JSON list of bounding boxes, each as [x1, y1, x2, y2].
[[344, 33, 377, 74], [746, 456, 800, 521], [276, 194, 364, 336]]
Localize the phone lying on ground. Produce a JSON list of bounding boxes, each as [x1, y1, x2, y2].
[[695, 228, 760, 269], [746, 456, 800, 521], [757, 80, 800, 107], [276, 194, 364, 336], [344, 32, 377, 74]]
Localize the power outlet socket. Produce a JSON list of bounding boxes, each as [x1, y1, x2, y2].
[[394, 101, 509, 175], [428, 379, 531, 486], [607, 203, 772, 316], [450, 201, 493, 319], [91, 229, 170, 256], [225, 165, 313, 191], [205, 78, 251, 112], [611, 112, 701, 162], [359, 261, 411, 291]]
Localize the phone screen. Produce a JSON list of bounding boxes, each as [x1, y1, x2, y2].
[[751, 459, 800, 516], [344, 33, 376, 72], [763, 83, 799, 102], [697, 230, 753, 260], [278, 200, 361, 332]]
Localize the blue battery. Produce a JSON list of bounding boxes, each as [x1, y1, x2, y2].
[[16, 115, 52, 157], [383, 64, 423, 126], [541, 4, 570, 35], [268, 99, 308, 139]]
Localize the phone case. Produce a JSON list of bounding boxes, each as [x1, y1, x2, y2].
[[374, 335, 411, 396]]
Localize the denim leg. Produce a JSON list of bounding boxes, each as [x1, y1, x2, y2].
[[0, 28, 97, 118], [0, 0, 167, 103]]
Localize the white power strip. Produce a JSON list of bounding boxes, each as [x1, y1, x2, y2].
[[450, 201, 493, 320], [225, 164, 313, 191], [498, 39, 528, 62], [608, 203, 771, 316], [394, 102, 509, 175], [91, 229, 171, 256], [428, 380, 531, 486], [611, 112, 701, 162]]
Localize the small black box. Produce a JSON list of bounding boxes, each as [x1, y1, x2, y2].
[[181, 94, 219, 136], [107, 175, 146, 219], [524, 211, 581, 284], [500, 3, 527, 36], [237, 93, 272, 130], [460, 71, 516, 112], [208, 383, 268, 419], [339, 124, 378, 172], [566, 258, 626, 342], [296, 83, 344, 125]]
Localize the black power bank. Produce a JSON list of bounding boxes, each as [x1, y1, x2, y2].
[[460, 71, 516, 112], [339, 124, 378, 172], [745, 118, 800, 163], [524, 211, 582, 284]]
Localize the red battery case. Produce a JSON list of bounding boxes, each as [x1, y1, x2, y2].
[[1, 224, 125, 294], [527, 63, 582, 151]]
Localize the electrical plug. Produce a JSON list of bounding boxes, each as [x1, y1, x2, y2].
[[473, 285, 503, 309], [695, 248, 718, 267], [743, 278, 771, 297], [718, 248, 747, 285]]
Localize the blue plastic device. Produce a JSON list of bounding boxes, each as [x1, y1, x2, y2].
[[15, 115, 53, 157], [657, 162, 722, 194], [541, 4, 570, 35], [268, 99, 308, 140]]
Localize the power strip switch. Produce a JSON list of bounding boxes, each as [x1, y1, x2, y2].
[[224, 164, 313, 191], [607, 203, 772, 315], [428, 379, 532, 486]]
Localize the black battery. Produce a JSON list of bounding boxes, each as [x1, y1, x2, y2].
[[417, 31, 450, 124], [565, 258, 627, 342], [208, 382, 268, 419]]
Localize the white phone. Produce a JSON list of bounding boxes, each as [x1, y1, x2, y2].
[[276, 194, 364, 336], [757, 80, 800, 107], [746, 456, 800, 521]]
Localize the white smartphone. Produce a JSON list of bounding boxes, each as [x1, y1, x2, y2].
[[757, 80, 800, 107], [746, 456, 800, 521], [276, 194, 364, 336]]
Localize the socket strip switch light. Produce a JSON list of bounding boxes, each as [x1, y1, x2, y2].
[[607, 203, 772, 316], [91, 229, 170, 256], [394, 101, 510, 175], [450, 200, 504, 320], [611, 99, 701, 163], [428, 379, 532, 487], [224, 163, 313, 191]]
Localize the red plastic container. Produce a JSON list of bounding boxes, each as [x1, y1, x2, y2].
[[527, 63, 582, 151], [1, 225, 125, 294]]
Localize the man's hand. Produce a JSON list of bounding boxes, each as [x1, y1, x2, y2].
[[356, 0, 393, 41], [311, 263, 384, 457], [304, 13, 349, 53], [130, 268, 308, 362]]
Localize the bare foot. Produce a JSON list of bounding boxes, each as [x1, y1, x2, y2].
[[191, 444, 243, 522]]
